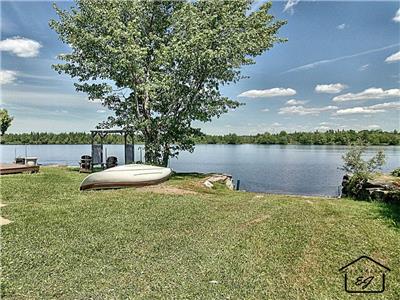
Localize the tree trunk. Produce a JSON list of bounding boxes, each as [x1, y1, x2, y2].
[[143, 128, 162, 166], [162, 148, 170, 167], [144, 138, 170, 167], [144, 143, 160, 165]]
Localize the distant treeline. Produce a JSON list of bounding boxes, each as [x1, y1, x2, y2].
[[1, 130, 399, 145]]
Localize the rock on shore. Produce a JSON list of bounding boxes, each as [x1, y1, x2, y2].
[[203, 174, 234, 190], [341, 174, 400, 203]]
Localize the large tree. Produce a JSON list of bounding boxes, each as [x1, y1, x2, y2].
[[50, 0, 286, 166], [0, 109, 13, 136]]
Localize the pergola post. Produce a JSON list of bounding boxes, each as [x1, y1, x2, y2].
[[89, 129, 135, 170], [124, 132, 127, 164], [91, 131, 95, 172], [131, 133, 135, 163], [100, 132, 105, 169]]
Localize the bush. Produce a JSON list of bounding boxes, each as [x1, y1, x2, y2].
[[340, 146, 386, 200], [345, 174, 370, 200], [340, 145, 385, 179], [391, 168, 400, 177]]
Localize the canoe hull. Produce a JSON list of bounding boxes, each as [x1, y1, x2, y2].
[[80, 164, 172, 191]]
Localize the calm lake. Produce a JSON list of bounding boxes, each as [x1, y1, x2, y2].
[[1, 144, 399, 196]]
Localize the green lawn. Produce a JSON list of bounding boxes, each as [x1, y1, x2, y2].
[[1, 167, 399, 299]]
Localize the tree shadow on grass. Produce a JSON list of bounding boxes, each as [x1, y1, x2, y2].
[[66, 167, 80, 173], [66, 166, 104, 173], [376, 203, 400, 229]]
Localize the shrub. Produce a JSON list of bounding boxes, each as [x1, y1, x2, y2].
[[340, 145, 385, 179], [340, 146, 386, 200], [391, 167, 400, 177], [345, 174, 370, 200]]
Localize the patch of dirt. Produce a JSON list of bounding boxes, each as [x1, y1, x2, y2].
[[136, 184, 198, 195], [0, 203, 12, 226], [0, 203, 12, 225], [0, 216, 12, 226]]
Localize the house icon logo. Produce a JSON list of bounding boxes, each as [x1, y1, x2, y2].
[[339, 256, 391, 293]]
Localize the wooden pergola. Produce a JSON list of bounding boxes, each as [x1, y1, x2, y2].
[[90, 129, 135, 171]]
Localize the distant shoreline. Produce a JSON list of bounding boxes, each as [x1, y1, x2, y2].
[[1, 143, 399, 147], [1, 130, 399, 146]]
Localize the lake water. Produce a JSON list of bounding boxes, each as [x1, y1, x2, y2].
[[1, 144, 399, 196]]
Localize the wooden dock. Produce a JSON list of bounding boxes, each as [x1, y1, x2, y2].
[[0, 164, 40, 175]]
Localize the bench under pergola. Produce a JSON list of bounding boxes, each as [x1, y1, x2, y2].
[[90, 129, 135, 171]]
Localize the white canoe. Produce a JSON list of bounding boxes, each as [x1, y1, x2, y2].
[[80, 164, 172, 191]]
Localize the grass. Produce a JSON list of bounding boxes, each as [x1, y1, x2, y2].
[[1, 167, 400, 299]]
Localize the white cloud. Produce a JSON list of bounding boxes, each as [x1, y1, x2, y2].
[[55, 109, 69, 114], [358, 64, 369, 71], [393, 9, 400, 22], [369, 101, 400, 110], [283, 0, 300, 14], [335, 107, 385, 115], [283, 43, 399, 73], [335, 101, 400, 115], [0, 70, 17, 85], [332, 88, 400, 102], [368, 125, 381, 130], [315, 126, 331, 132], [385, 51, 400, 63], [89, 98, 102, 103], [96, 109, 106, 113], [238, 88, 296, 98], [2, 89, 90, 109], [17, 72, 70, 82], [286, 99, 307, 106], [315, 83, 347, 94], [336, 23, 347, 30], [261, 108, 270, 112], [278, 105, 338, 116], [0, 37, 42, 57], [271, 122, 282, 127]]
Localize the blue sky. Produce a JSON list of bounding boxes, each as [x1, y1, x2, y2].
[[1, 1, 399, 134]]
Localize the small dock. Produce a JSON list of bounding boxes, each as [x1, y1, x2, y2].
[[0, 164, 40, 175]]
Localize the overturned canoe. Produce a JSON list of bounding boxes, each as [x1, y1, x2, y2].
[[80, 164, 172, 191]]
